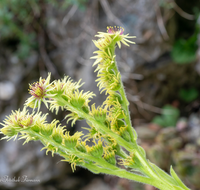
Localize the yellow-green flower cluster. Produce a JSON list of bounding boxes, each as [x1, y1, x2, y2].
[[90, 26, 136, 142], [91, 26, 135, 95], [0, 107, 47, 140], [86, 140, 104, 157], [0, 27, 191, 190], [0, 27, 136, 174], [49, 76, 95, 116], [25, 73, 95, 117], [25, 73, 55, 111], [91, 26, 135, 94]]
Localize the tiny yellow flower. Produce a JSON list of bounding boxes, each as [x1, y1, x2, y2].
[[25, 73, 55, 111]]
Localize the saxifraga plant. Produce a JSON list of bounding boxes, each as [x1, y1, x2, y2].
[[0, 26, 191, 190]]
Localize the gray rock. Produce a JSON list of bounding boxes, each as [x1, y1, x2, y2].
[[80, 178, 111, 190], [0, 81, 15, 100]]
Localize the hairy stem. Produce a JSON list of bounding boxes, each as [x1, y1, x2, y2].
[[54, 96, 180, 190], [24, 129, 174, 190]]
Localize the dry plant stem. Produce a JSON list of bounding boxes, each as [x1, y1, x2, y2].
[[155, 3, 169, 40], [62, 4, 78, 26], [173, 1, 195, 20], [99, 0, 123, 26]]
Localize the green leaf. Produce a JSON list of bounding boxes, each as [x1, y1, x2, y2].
[[171, 26, 198, 65], [170, 166, 190, 190], [132, 128, 138, 141], [171, 16, 200, 65], [179, 88, 199, 102], [162, 105, 180, 118], [152, 116, 166, 127], [138, 146, 146, 158], [172, 186, 186, 190], [150, 163, 178, 186], [171, 39, 197, 64], [164, 115, 177, 127], [152, 105, 180, 127]]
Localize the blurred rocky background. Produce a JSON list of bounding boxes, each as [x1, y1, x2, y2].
[[0, 0, 200, 189]]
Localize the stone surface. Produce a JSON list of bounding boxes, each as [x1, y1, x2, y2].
[[0, 81, 16, 100]]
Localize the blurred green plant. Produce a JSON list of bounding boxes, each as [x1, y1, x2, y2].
[[152, 105, 180, 127], [0, 0, 88, 59], [178, 88, 199, 103], [171, 13, 200, 64], [171, 35, 198, 64]]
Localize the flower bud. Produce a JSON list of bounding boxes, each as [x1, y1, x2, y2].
[[113, 93, 123, 104], [104, 119, 111, 129], [76, 141, 87, 153], [110, 79, 121, 91], [1, 126, 17, 137], [91, 104, 107, 123], [51, 126, 65, 144], [70, 95, 85, 108], [104, 151, 116, 165], [31, 125, 40, 133], [69, 90, 95, 109], [64, 132, 83, 148], [41, 143, 58, 157], [40, 124, 51, 136], [87, 141, 103, 157], [118, 126, 131, 142], [41, 119, 58, 136]]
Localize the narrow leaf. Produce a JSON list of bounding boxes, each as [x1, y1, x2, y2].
[[170, 166, 190, 190], [151, 163, 178, 186], [138, 146, 146, 158]]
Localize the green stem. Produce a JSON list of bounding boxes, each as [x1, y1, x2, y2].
[[56, 95, 138, 149], [56, 96, 157, 177], [53, 149, 171, 190], [109, 46, 135, 143], [26, 129, 117, 170], [107, 45, 166, 185], [79, 162, 173, 190], [23, 129, 174, 190], [118, 82, 135, 143], [54, 96, 176, 190]]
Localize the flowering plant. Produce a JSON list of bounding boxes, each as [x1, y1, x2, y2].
[[1, 26, 190, 190]]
